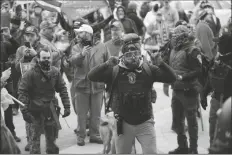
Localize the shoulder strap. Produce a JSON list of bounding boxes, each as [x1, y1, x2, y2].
[[105, 65, 119, 113], [112, 65, 119, 84], [142, 62, 152, 77]]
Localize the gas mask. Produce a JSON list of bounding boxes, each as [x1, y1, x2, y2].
[[122, 45, 142, 70]]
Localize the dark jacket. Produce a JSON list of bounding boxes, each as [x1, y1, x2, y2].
[[127, 11, 144, 36], [206, 16, 221, 37], [88, 61, 176, 124], [120, 17, 139, 34], [0, 37, 20, 95], [169, 41, 202, 92], [178, 10, 189, 23], [18, 64, 70, 115]]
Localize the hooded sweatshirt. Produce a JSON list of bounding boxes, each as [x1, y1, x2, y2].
[[115, 6, 138, 34]]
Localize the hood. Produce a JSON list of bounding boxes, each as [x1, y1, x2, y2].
[[114, 5, 126, 20]]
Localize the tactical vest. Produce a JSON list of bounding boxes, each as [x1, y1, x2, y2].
[[209, 61, 232, 94], [116, 68, 153, 125], [169, 48, 192, 75]]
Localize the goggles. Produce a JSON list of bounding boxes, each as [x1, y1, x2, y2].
[[122, 51, 141, 59]]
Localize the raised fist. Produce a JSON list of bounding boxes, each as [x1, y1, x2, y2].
[[106, 56, 119, 67]]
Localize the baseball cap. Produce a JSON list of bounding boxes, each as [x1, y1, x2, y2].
[[110, 21, 124, 31], [25, 26, 38, 35], [40, 21, 56, 30], [74, 24, 93, 34]]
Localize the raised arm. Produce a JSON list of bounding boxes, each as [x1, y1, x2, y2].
[[150, 62, 176, 83]]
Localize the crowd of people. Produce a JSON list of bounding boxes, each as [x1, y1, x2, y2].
[[1, 0, 231, 154]]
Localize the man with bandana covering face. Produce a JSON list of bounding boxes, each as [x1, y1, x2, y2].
[[88, 33, 176, 154], [18, 47, 70, 154], [168, 25, 203, 154]]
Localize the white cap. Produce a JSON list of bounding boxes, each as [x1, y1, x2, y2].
[[74, 24, 93, 34]]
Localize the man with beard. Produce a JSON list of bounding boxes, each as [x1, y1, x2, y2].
[[115, 6, 138, 35], [18, 47, 71, 154], [168, 25, 203, 154], [64, 24, 110, 146], [14, 26, 43, 151], [105, 20, 124, 57], [88, 33, 176, 153], [200, 23, 232, 149], [39, 21, 63, 71]]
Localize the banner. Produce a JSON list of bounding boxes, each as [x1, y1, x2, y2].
[[61, 0, 109, 20], [20, 62, 35, 77]]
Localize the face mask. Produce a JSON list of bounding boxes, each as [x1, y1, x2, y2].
[[39, 60, 51, 71]]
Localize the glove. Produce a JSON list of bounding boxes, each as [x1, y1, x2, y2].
[[62, 108, 70, 118], [22, 112, 35, 123], [201, 99, 208, 110], [106, 56, 119, 67]]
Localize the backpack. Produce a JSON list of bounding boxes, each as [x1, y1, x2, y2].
[[184, 44, 211, 88], [105, 62, 152, 113], [209, 60, 232, 93]]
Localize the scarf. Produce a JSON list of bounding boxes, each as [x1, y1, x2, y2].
[[118, 57, 144, 73]]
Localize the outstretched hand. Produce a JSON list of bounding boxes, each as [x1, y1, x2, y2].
[[147, 51, 163, 66]]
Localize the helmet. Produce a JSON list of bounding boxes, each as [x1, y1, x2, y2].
[[208, 97, 232, 154]]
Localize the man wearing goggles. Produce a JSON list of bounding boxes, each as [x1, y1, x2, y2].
[[88, 33, 176, 154]]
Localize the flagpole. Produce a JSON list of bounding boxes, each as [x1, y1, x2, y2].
[[27, 0, 29, 21]]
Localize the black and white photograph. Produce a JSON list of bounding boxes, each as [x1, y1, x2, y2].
[[0, 0, 231, 154]]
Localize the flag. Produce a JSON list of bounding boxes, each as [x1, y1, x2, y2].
[[61, 0, 109, 20], [34, 0, 62, 13]]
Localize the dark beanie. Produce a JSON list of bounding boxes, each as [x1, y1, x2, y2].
[[10, 18, 21, 26]]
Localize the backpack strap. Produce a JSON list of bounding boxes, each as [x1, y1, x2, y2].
[[105, 65, 119, 113], [142, 62, 152, 77]]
